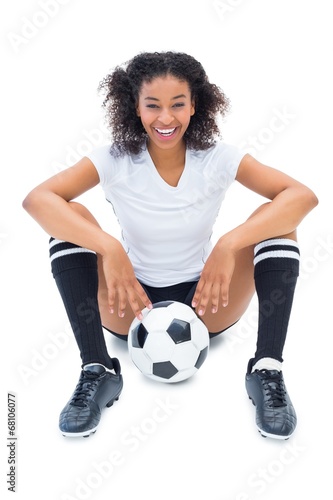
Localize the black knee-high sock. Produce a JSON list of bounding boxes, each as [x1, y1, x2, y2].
[[49, 238, 114, 369], [253, 238, 300, 364]]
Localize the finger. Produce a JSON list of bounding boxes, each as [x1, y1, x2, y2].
[[191, 279, 205, 308], [134, 283, 153, 310], [127, 293, 145, 321], [210, 283, 221, 314], [107, 286, 116, 314], [220, 281, 230, 308], [196, 285, 211, 317], [116, 287, 127, 318]]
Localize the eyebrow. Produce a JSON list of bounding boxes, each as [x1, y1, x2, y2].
[[144, 94, 187, 101]]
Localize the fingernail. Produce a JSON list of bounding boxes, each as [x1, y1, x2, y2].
[[198, 309, 204, 316], [192, 301, 197, 307]]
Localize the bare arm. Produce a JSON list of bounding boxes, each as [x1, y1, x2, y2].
[[22, 157, 116, 255], [220, 154, 319, 252], [22, 158, 152, 319], [192, 154, 319, 314]]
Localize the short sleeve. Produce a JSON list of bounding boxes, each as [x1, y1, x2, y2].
[[85, 145, 114, 187], [216, 142, 245, 180], [201, 142, 245, 191]]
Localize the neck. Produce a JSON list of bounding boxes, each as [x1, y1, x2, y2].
[[147, 140, 186, 168]]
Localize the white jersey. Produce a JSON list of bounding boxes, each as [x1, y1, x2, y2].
[[87, 142, 244, 287]]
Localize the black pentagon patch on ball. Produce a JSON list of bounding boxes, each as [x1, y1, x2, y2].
[[131, 323, 149, 348], [152, 301, 174, 309], [153, 361, 178, 379], [195, 346, 209, 369], [167, 319, 191, 344]]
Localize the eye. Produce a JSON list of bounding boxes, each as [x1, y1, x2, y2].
[[146, 104, 159, 109], [173, 102, 185, 108]]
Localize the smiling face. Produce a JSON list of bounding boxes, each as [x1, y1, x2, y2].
[[136, 75, 195, 153]]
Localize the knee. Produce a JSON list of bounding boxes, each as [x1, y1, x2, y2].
[[247, 203, 297, 242]]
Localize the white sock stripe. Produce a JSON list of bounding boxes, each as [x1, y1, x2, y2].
[[254, 250, 300, 266], [50, 247, 96, 263], [254, 239, 299, 254], [49, 238, 65, 250]]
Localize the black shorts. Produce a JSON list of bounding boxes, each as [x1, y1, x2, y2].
[[140, 280, 198, 308], [104, 280, 237, 340]]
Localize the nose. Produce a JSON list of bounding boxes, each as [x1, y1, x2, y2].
[[158, 107, 174, 125]]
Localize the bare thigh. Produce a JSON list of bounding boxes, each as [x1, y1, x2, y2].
[[69, 201, 297, 337], [197, 244, 255, 333], [97, 256, 141, 335], [197, 203, 298, 333], [98, 245, 256, 337]]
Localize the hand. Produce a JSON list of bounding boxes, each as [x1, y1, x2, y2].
[[102, 243, 152, 320], [191, 242, 236, 316]]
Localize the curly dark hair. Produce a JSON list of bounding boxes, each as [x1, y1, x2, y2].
[[98, 51, 230, 155]]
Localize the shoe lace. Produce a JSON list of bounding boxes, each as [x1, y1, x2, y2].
[[70, 371, 101, 407], [260, 370, 287, 408]]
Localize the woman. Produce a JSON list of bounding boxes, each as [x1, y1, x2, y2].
[[22, 51, 318, 439]]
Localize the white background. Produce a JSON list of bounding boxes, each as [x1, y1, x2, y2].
[[1, 1, 332, 499]]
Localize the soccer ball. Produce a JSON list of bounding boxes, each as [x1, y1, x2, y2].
[[128, 301, 210, 383]]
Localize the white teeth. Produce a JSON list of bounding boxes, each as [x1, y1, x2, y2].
[[155, 128, 176, 136]]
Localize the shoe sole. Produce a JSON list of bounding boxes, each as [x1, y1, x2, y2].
[[248, 396, 294, 441], [61, 394, 121, 438]]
